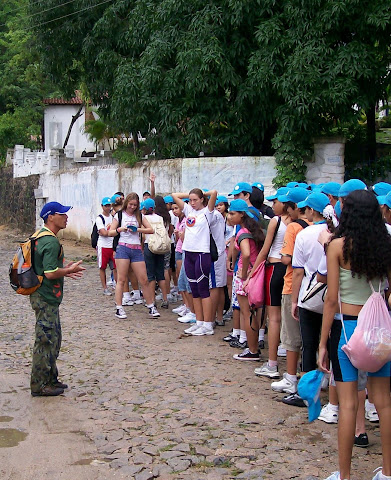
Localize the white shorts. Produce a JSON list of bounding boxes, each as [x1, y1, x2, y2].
[[209, 251, 227, 289]]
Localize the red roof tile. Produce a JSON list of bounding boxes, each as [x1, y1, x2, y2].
[[43, 91, 83, 105]]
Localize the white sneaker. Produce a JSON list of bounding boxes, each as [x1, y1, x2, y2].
[[365, 400, 379, 422], [172, 304, 187, 315], [184, 324, 201, 334], [170, 286, 178, 294], [155, 293, 163, 301], [103, 288, 112, 296], [130, 291, 143, 304], [115, 307, 127, 319], [277, 345, 287, 357], [148, 305, 160, 318], [271, 373, 297, 393], [177, 312, 196, 323], [372, 467, 389, 480], [254, 362, 280, 379], [318, 403, 339, 424], [122, 298, 134, 306], [324, 472, 341, 480], [190, 325, 214, 336], [167, 293, 178, 303]]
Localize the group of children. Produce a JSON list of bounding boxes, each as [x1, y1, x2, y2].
[[93, 177, 391, 480]]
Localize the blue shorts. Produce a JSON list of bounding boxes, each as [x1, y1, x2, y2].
[[178, 254, 191, 293], [115, 244, 144, 262], [175, 251, 183, 262], [330, 314, 391, 382]]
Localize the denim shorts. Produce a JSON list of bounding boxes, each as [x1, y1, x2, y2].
[[178, 255, 191, 293], [115, 243, 144, 262], [175, 251, 183, 262]]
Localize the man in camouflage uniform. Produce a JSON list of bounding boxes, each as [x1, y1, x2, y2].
[[30, 201, 85, 397]]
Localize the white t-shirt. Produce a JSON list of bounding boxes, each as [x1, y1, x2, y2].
[[115, 211, 142, 245], [386, 223, 391, 235], [144, 213, 165, 243], [292, 222, 328, 308], [169, 210, 178, 244], [210, 210, 226, 256], [96, 213, 114, 249], [182, 204, 214, 253], [268, 216, 287, 259]]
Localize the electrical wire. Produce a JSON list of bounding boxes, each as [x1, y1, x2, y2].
[[1, 0, 114, 30]]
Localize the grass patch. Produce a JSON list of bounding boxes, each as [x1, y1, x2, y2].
[[158, 443, 176, 452]]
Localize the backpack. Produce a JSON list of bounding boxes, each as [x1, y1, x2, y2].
[[244, 260, 266, 309], [91, 214, 104, 248], [9, 229, 56, 295], [300, 271, 327, 314], [148, 218, 171, 254], [112, 210, 123, 252], [341, 281, 391, 372]]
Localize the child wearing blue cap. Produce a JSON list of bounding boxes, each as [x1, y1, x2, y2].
[[95, 196, 117, 296], [227, 199, 265, 361], [318, 190, 391, 480]]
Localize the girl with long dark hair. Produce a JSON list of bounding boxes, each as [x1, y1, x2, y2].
[[318, 190, 391, 480]]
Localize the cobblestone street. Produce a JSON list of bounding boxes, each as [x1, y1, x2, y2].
[[0, 227, 383, 480]]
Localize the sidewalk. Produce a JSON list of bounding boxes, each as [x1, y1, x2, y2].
[[0, 228, 381, 479]]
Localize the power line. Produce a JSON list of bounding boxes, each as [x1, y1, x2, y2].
[[1, 0, 48, 16], [9, 0, 115, 31], [0, 0, 80, 28]]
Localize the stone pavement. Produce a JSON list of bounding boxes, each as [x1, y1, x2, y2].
[[0, 228, 384, 480]]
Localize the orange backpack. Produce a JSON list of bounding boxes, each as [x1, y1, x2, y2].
[[9, 229, 56, 295]]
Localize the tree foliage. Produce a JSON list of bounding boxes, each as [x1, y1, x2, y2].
[[31, 0, 391, 183], [0, 0, 54, 161]]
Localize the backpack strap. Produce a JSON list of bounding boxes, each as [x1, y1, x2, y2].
[[99, 214, 105, 226], [237, 232, 253, 245], [294, 219, 309, 229]]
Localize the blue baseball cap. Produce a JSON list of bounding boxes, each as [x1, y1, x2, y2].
[[111, 194, 121, 203], [143, 198, 155, 210], [278, 187, 309, 204], [229, 182, 252, 196], [228, 199, 255, 218], [101, 196, 112, 206], [140, 201, 145, 210], [334, 200, 342, 219], [297, 182, 309, 189], [383, 192, 391, 208], [297, 192, 330, 212], [266, 187, 289, 201], [216, 195, 228, 204], [40, 201, 72, 219], [286, 181, 299, 188], [252, 182, 264, 192], [338, 179, 366, 198], [298, 370, 325, 422], [164, 195, 174, 204], [321, 182, 341, 197], [372, 182, 391, 197]]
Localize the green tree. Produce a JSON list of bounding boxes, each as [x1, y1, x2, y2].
[[31, 0, 391, 183], [0, 0, 53, 161]]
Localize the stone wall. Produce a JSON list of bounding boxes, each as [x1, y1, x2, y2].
[[0, 166, 39, 231]]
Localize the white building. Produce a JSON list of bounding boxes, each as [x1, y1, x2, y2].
[[43, 94, 96, 157]]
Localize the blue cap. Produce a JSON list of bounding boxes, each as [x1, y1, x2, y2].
[[286, 181, 299, 188], [338, 179, 366, 198], [140, 201, 145, 210], [228, 199, 255, 218], [297, 192, 330, 212], [143, 198, 155, 210], [101, 196, 112, 206], [111, 194, 121, 202], [297, 182, 309, 189], [308, 183, 318, 191], [266, 187, 289, 201], [298, 370, 325, 422], [40, 201, 72, 219], [164, 195, 174, 204], [372, 182, 391, 197], [321, 182, 341, 197], [252, 182, 264, 192], [229, 182, 252, 196], [334, 200, 342, 219], [384, 192, 391, 208], [216, 195, 228, 204], [278, 187, 309, 204]]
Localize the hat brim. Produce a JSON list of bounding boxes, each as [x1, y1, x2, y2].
[[265, 195, 277, 201], [297, 200, 307, 209], [277, 195, 290, 203], [55, 206, 72, 214]]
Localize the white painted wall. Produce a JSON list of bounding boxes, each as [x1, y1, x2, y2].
[[44, 105, 96, 156], [37, 156, 278, 241]]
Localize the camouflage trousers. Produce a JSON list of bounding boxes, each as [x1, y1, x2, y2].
[[30, 292, 62, 393]]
